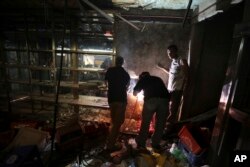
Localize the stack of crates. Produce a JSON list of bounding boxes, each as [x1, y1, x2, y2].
[[178, 124, 210, 166]]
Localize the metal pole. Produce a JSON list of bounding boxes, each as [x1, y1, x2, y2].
[[182, 0, 192, 28], [115, 13, 141, 31], [79, 0, 114, 23], [79, 0, 141, 31]]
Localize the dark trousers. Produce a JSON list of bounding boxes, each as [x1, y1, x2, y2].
[[167, 90, 183, 123], [136, 98, 169, 147], [106, 102, 126, 149]]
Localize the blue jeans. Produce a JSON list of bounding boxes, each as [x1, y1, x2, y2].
[[136, 97, 169, 147]]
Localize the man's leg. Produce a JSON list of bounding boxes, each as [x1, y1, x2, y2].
[[165, 90, 182, 135], [151, 98, 168, 147], [136, 99, 156, 148], [106, 102, 126, 150], [167, 90, 183, 123]]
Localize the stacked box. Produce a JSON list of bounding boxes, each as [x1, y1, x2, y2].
[[178, 125, 209, 154], [178, 125, 210, 166], [178, 141, 207, 166], [5, 128, 49, 151]]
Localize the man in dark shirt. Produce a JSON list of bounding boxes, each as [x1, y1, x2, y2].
[[133, 72, 170, 152], [105, 56, 130, 152]]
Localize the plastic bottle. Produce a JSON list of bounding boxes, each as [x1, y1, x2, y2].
[[169, 143, 187, 162]]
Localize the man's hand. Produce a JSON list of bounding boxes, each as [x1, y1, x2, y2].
[[156, 63, 169, 75]]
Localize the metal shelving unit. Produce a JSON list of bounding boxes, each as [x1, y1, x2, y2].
[[0, 7, 114, 114]]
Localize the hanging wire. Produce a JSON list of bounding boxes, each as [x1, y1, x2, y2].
[[49, 0, 68, 164]]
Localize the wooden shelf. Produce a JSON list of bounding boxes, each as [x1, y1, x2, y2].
[[55, 49, 113, 55], [60, 81, 78, 88], [31, 80, 55, 87], [6, 64, 53, 70], [59, 81, 103, 89], [8, 79, 30, 84], [30, 49, 53, 53], [6, 64, 29, 68], [4, 48, 53, 53], [30, 66, 54, 71], [10, 95, 30, 103], [7, 79, 103, 90], [32, 95, 109, 109], [5, 64, 106, 72], [4, 48, 113, 55], [1, 24, 114, 114], [61, 67, 105, 72]]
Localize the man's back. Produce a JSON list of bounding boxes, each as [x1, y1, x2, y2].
[[134, 75, 169, 101], [105, 66, 130, 103]]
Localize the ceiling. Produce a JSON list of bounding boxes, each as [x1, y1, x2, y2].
[[0, 0, 243, 46], [0, 0, 210, 31], [0, 0, 206, 10], [112, 0, 206, 10], [0, 0, 243, 14], [0, 0, 203, 37]]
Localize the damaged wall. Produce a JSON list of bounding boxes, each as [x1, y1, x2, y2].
[[115, 21, 191, 84]]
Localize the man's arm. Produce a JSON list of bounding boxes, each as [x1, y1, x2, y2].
[[181, 59, 189, 79], [126, 74, 131, 90], [133, 79, 142, 96], [156, 63, 169, 75]]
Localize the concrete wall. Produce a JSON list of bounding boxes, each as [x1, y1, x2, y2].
[[115, 21, 191, 84], [114, 3, 243, 124]]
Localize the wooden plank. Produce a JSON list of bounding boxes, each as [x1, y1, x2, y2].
[[32, 95, 109, 109]]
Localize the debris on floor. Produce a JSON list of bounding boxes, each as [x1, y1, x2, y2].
[[0, 111, 212, 167]]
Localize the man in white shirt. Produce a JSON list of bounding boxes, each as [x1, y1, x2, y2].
[[157, 44, 189, 133]]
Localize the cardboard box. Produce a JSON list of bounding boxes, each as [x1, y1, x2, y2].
[[5, 128, 49, 152]]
